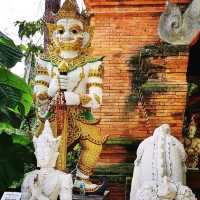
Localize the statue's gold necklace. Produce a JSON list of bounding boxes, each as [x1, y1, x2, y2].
[[40, 52, 102, 73]]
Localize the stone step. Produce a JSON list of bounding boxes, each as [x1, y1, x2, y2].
[[97, 137, 140, 165]]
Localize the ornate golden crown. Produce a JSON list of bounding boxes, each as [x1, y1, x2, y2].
[[56, 0, 89, 24]]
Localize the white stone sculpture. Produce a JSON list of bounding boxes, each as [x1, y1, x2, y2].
[[130, 124, 196, 200], [21, 120, 73, 200], [158, 0, 200, 45]]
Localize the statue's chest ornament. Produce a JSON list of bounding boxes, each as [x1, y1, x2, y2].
[[41, 53, 101, 73], [41, 54, 102, 92]]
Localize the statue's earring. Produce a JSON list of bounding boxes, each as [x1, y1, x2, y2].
[[82, 26, 94, 48], [46, 23, 57, 40], [82, 32, 90, 48]]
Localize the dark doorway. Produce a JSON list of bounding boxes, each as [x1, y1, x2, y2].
[[187, 37, 200, 84], [186, 37, 200, 115]]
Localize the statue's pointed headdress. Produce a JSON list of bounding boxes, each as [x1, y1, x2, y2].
[[56, 0, 89, 24]]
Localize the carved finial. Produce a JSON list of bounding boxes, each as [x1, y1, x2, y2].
[[55, 0, 89, 23], [57, 0, 79, 18], [62, 0, 79, 11]]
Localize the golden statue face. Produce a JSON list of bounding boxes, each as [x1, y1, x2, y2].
[[51, 18, 90, 52]]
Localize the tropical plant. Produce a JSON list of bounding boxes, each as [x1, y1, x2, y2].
[[15, 20, 43, 40], [14, 19, 44, 136], [0, 133, 36, 191], [15, 19, 44, 59], [0, 32, 35, 191], [15, 19, 44, 85], [0, 32, 32, 131], [0, 0, 61, 190]]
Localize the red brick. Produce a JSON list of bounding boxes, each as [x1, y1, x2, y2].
[[85, 0, 189, 166]]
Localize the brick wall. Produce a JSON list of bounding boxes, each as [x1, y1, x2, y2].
[[85, 0, 190, 142], [84, 1, 192, 198]]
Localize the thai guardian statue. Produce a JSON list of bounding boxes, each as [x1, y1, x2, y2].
[[33, 0, 107, 194], [21, 120, 73, 200], [130, 124, 196, 200]]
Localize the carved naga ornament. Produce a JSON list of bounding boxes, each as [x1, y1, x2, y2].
[[158, 0, 200, 45]]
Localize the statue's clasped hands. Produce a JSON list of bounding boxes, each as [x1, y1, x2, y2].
[[48, 75, 80, 106], [48, 75, 69, 97], [58, 75, 70, 91]]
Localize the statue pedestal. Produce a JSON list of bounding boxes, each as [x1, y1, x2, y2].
[[73, 191, 109, 200]]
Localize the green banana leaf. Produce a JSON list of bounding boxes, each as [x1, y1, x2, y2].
[[0, 33, 35, 191], [0, 133, 36, 190], [0, 33, 23, 68], [0, 68, 32, 130]]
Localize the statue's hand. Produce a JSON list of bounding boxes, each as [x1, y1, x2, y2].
[[59, 75, 70, 91], [48, 77, 59, 97], [38, 103, 49, 119]]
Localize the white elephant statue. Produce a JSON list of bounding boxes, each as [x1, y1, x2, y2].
[[21, 120, 73, 200], [130, 124, 196, 200]]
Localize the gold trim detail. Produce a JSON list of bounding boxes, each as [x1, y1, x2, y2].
[[78, 122, 106, 144], [34, 80, 49, 87], [72, 68, 85, 92], [80, 95, 92, 105], [53, 37, 83, 52], [40, 53, 102, 73], [55, 0, 89, 25], [77, 161, 94, 176], [36, 64, 48, 71], [94, 94, 101, 104], [88, 69, 102, 78], [87, 83, 103, 89], [36, 69, 49, 76], [56, 110, 68, 171], [37, 92, 49, 101]]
